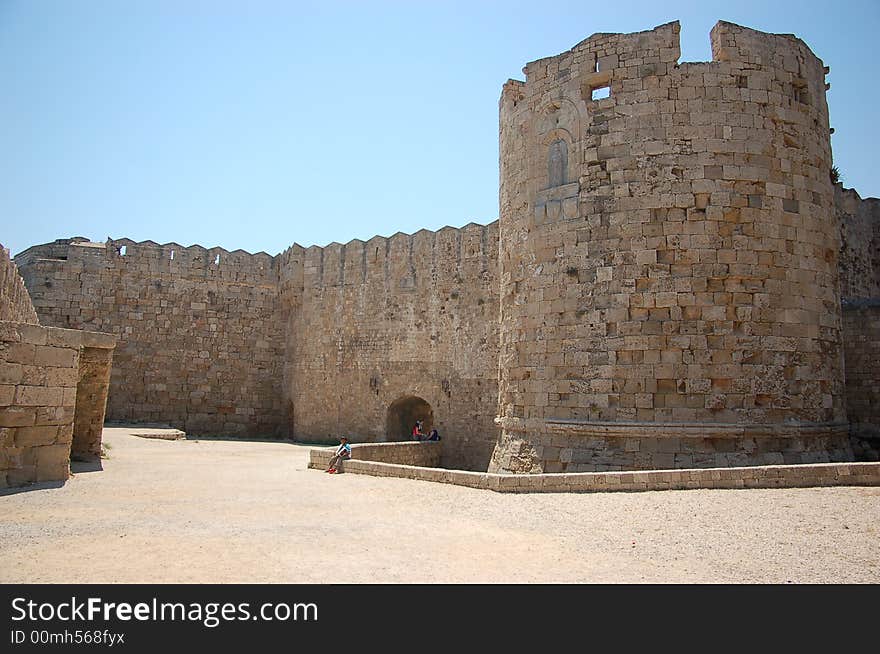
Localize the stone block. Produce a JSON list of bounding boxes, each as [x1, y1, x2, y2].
[[485, 475, 503, 492], [0, 363, 23, 385], [20, 365, 47, 385], [62, 387, 78, 407], [46, 367, 79, 387], [18, 324, 48, 345], [0, 442, 19, 469], [0, 322, 22, 344], [497, 475, 519, 491], [80, 331, 117, 349], [0, 384, 14, 406], [765, 182, 787, 198], [7, 465, 36, 487], [35, 405, 74, 426], [14, 385, 64, 407], [55, 422, 74, 445], [35, 443, 71, 482], [0, 426, 13, 448], [14, 425, 58, 447], [636, 250, 657, 265], [34, 346, 77, 368], [3, 343, 35, 364], [44, 328, 85, 348], [0, 407, 36, 427]]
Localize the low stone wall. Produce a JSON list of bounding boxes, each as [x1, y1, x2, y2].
[[309, 458, 880, 493], [0, 321, 116, 487], [490, 419, 853, 473], [309, 440, 442, 471]]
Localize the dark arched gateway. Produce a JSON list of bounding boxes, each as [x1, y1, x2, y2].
[[386, 396, 433, 441]]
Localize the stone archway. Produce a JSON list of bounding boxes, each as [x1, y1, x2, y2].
[[386, 396, 433, 441]]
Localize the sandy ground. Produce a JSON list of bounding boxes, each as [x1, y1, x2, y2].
[[1, 426, 878, 583]]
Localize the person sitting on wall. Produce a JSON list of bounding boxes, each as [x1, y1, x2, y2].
[[412, 420, 425, 440], [326, 436, 351, 474], [427, 428, 441, 441]]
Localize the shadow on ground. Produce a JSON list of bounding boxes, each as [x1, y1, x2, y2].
[[71, 459, 103, 474], [0, 480, 65, 496]]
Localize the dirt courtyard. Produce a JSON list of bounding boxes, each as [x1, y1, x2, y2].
[[1, 426, 878, 583]]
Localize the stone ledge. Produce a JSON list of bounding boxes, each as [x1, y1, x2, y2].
[[0, 320, 116, 349], [496, 416, 850, 439], [308, 441, 441, 469], [307, 448, 880, 494], [130, 429, 186, 441]]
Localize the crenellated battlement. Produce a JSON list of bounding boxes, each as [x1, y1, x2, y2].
[[18, 217, 501, 321], [15, 237, 286, 439], [278, 221, 499, 295], [522, 20, 680, 81], [18, 220, 501, 293], [508, 20, 830, 133], [17, 237, 279, 286]]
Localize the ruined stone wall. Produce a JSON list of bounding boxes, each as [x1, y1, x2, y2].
[[494, 21, 849, 473], [0, 321, 116, 487], [72, 346, 114, 459], [16, 238, 285, 437], [279, 223, 500, 470], [0, 244, 39, 324]]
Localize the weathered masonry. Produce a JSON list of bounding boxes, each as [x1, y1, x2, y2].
[[492, 20, 854, 472], [18, 225, 500, 471], [15, 239, 286, 440], [14, 20, 880, 474], [1, 245, 116, 488]]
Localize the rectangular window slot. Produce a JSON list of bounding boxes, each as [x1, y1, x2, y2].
[[591, 85, 610, 101]]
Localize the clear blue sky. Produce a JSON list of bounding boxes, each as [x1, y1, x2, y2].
[[2, 0, 877, 257]]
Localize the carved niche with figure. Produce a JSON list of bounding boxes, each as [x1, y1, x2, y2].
[[534, 100, 581, 225]]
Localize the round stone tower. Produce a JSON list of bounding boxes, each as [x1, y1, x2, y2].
[[491, 21, 851, 473]]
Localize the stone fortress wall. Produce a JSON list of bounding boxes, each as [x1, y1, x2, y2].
[[16, 238, 286, 437], [278, 223, 500, 470], [11, 19, 880, 474], [17, 224, 502, 469], [493, 20, 852, 472], [836, 186, 880, 300], [837, 187, 880, 452]]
